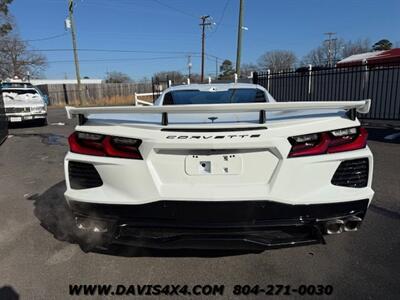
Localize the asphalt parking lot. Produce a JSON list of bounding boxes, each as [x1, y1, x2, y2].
[[0, 108, 399, 299]]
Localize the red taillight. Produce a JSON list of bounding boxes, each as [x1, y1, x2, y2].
[[288, 127, 368, 158], [327, 127, 368, 153], [103, 136, 142, 159], [68, 132, 105, 156], [68, 132, 142, 159], [289, 133, 330, 157]]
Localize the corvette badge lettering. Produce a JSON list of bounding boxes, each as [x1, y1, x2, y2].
[[166, 134, 261, 139]]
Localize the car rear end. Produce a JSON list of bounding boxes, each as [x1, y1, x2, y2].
[[64, 103, 374, 250]]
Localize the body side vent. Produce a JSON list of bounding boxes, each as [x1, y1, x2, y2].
[[331, 158, 369, 188], [68, 161, 103, 190]]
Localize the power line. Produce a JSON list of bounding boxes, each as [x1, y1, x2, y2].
[[4, 32, 68, 43], [78, 30, 199, 38], [23, 48, 223, 60], [0, 32, 68, 43], [26, 32, 68, 42], [45, 56, 187, 64], [209, 0, 231, 38], [151, 0, 198, 19], [27, 48, 197, 54], [16, 47, 225, 69]]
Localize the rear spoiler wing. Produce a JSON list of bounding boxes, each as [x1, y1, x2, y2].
[[66, 100, 371, 125]]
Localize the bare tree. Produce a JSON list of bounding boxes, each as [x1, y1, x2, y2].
[[301, 47, 325, 66], [153, 71, 185, 83], [240, 63, 259, 78], [105, 71, 132, 83], [0, 35, 47, 79], [342, 39, 371, 58], [0, 1, 47, 79], [301, 39, 344, 66], [0, 0, 13, 36], [302, 38, 372, 66], [257, 50, 297, 72], [187, 73, 201, 83]]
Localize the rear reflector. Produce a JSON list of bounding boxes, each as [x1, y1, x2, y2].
[[288, 127, 368, 158], [68, 132, 142, 159]]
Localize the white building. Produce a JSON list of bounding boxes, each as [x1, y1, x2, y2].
[[30, 79, 103, 85]]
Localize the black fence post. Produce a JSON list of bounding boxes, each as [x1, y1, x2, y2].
[[151, 77, 155, 101], [62, 84, 69, 105], [252, 72, 258, 84]]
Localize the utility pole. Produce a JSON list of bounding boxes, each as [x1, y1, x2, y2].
[[68, 0, 82, 104], [187, 55, 192, 80], [200, 15, 212, 83], [324, 32, 337, 67], [235, 0, 244, 77], [215, 57, 219, 79]]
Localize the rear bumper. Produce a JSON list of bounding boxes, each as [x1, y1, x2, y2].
[[6, 113, 47, 122], [64, 148, 374, 206], [68, 199, 369, 249]]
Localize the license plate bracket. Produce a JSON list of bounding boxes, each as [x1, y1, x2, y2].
[[185, 154, 242, 175]]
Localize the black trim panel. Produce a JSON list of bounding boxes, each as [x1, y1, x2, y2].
[[70, 199, 369, 249], [69, 199, 369, 227], [114, 225, 323, 250]]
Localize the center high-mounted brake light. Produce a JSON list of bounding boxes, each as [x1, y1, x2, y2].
[[68, 132, 143, 159], [288, 127, 368, 158]]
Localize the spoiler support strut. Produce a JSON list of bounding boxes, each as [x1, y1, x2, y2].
[[162, 112, 168, 126], [346, 108, 357, 121], [259, 110, 266, 124], [78, 114, 87, 125]]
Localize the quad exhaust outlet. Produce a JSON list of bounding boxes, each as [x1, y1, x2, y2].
[[75, 217, 109, 233], [343, 216, 362, 232], [325, 219, 345, 235], [325, 217, 362, 235]]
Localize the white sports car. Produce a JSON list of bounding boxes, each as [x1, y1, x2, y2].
[[64, 83, 374, 250]]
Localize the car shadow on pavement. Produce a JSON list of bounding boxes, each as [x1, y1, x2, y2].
[[29, 181, 77, 245], [365, 127, 400, 144], [0, 286, 19, 300], [8, 120, 46, 129], [30, 181, 262, 258]]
